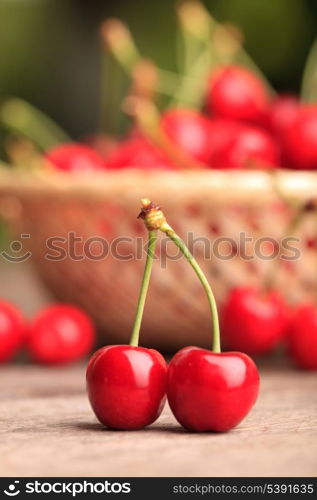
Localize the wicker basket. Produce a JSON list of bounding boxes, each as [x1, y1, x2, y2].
[[0, 168, 316, 351]]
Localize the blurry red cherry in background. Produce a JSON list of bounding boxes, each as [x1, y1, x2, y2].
[[206, 65, 269, 125], [207, 118, 242, 160], [267, 94, 299, 138], [46, 143, 105, 172], [105, 136, 177, 170], [211, 126, 280, 169], [160, 109, 211, 164], [27, 304, 96, 364], [286, 304, 317, 370], [0, 301, 25, 362], [221, 287, 288, 355], [282, 106, 317, 170]]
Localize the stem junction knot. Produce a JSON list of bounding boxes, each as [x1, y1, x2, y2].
[[138, 198, 167, 231]]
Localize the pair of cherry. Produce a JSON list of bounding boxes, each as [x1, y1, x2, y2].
[[0, 302, 95, 365], [86, 344, 259, 432], [87, 200, 259, 432]]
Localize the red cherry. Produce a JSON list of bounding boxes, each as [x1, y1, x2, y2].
[[287, 304, 317, 370], [86, 345, 167, 430], [45, 143, 105, 172], [211, 126, 280, 169], [282, 106, 317, 170], [207, 118, 243, 160], [206, 65, 269, 125], [27, 304, 96, 364], [221, 287, 288, 355], [160, 109, 211, 164], [267, 95, 299, 168], [0, 301, 25, 362], [167, 346, 259, 432], [105, 137, 176, 170], [267, 94, 299, 137]]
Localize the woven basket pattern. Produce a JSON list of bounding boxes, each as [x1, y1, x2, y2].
[[0, 169, 316, 351]]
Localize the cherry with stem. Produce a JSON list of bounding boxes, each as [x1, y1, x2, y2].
[[139, 198, 259, 432], [86, 217, 166, 430]]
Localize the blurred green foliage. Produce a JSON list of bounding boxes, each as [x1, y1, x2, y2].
[[0, 0, 316, 139]]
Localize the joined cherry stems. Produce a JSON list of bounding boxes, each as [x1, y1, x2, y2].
[[138, 198, 221, 353]]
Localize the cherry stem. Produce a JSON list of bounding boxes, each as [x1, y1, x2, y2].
[[172, 1, 211, 109], [160, 222, 221, 352], [101, 19, 194, 98], [129, 230, 157, 347], [138, 198, 220, 352]]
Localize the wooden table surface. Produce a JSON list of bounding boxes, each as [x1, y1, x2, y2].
[[0, 361, 316, 477], [0, 262, 316, 477]]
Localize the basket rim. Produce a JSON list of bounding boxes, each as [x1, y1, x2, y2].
[[0, 168, 316, 203]]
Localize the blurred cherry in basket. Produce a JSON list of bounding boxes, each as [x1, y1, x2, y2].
[[207, 118, 242, 161], [46, 143, 105, 172], [105, 136, 177, 170], [210, 126, 280, 169], [160, 109, 211, 165], [267, 94, 299, 138], [282, 106, 317, 170], [267, 94, 299, 167], [206, 65, 269, 126]]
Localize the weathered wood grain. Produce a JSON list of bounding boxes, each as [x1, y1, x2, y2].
[[0, 363, 316, 477]]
